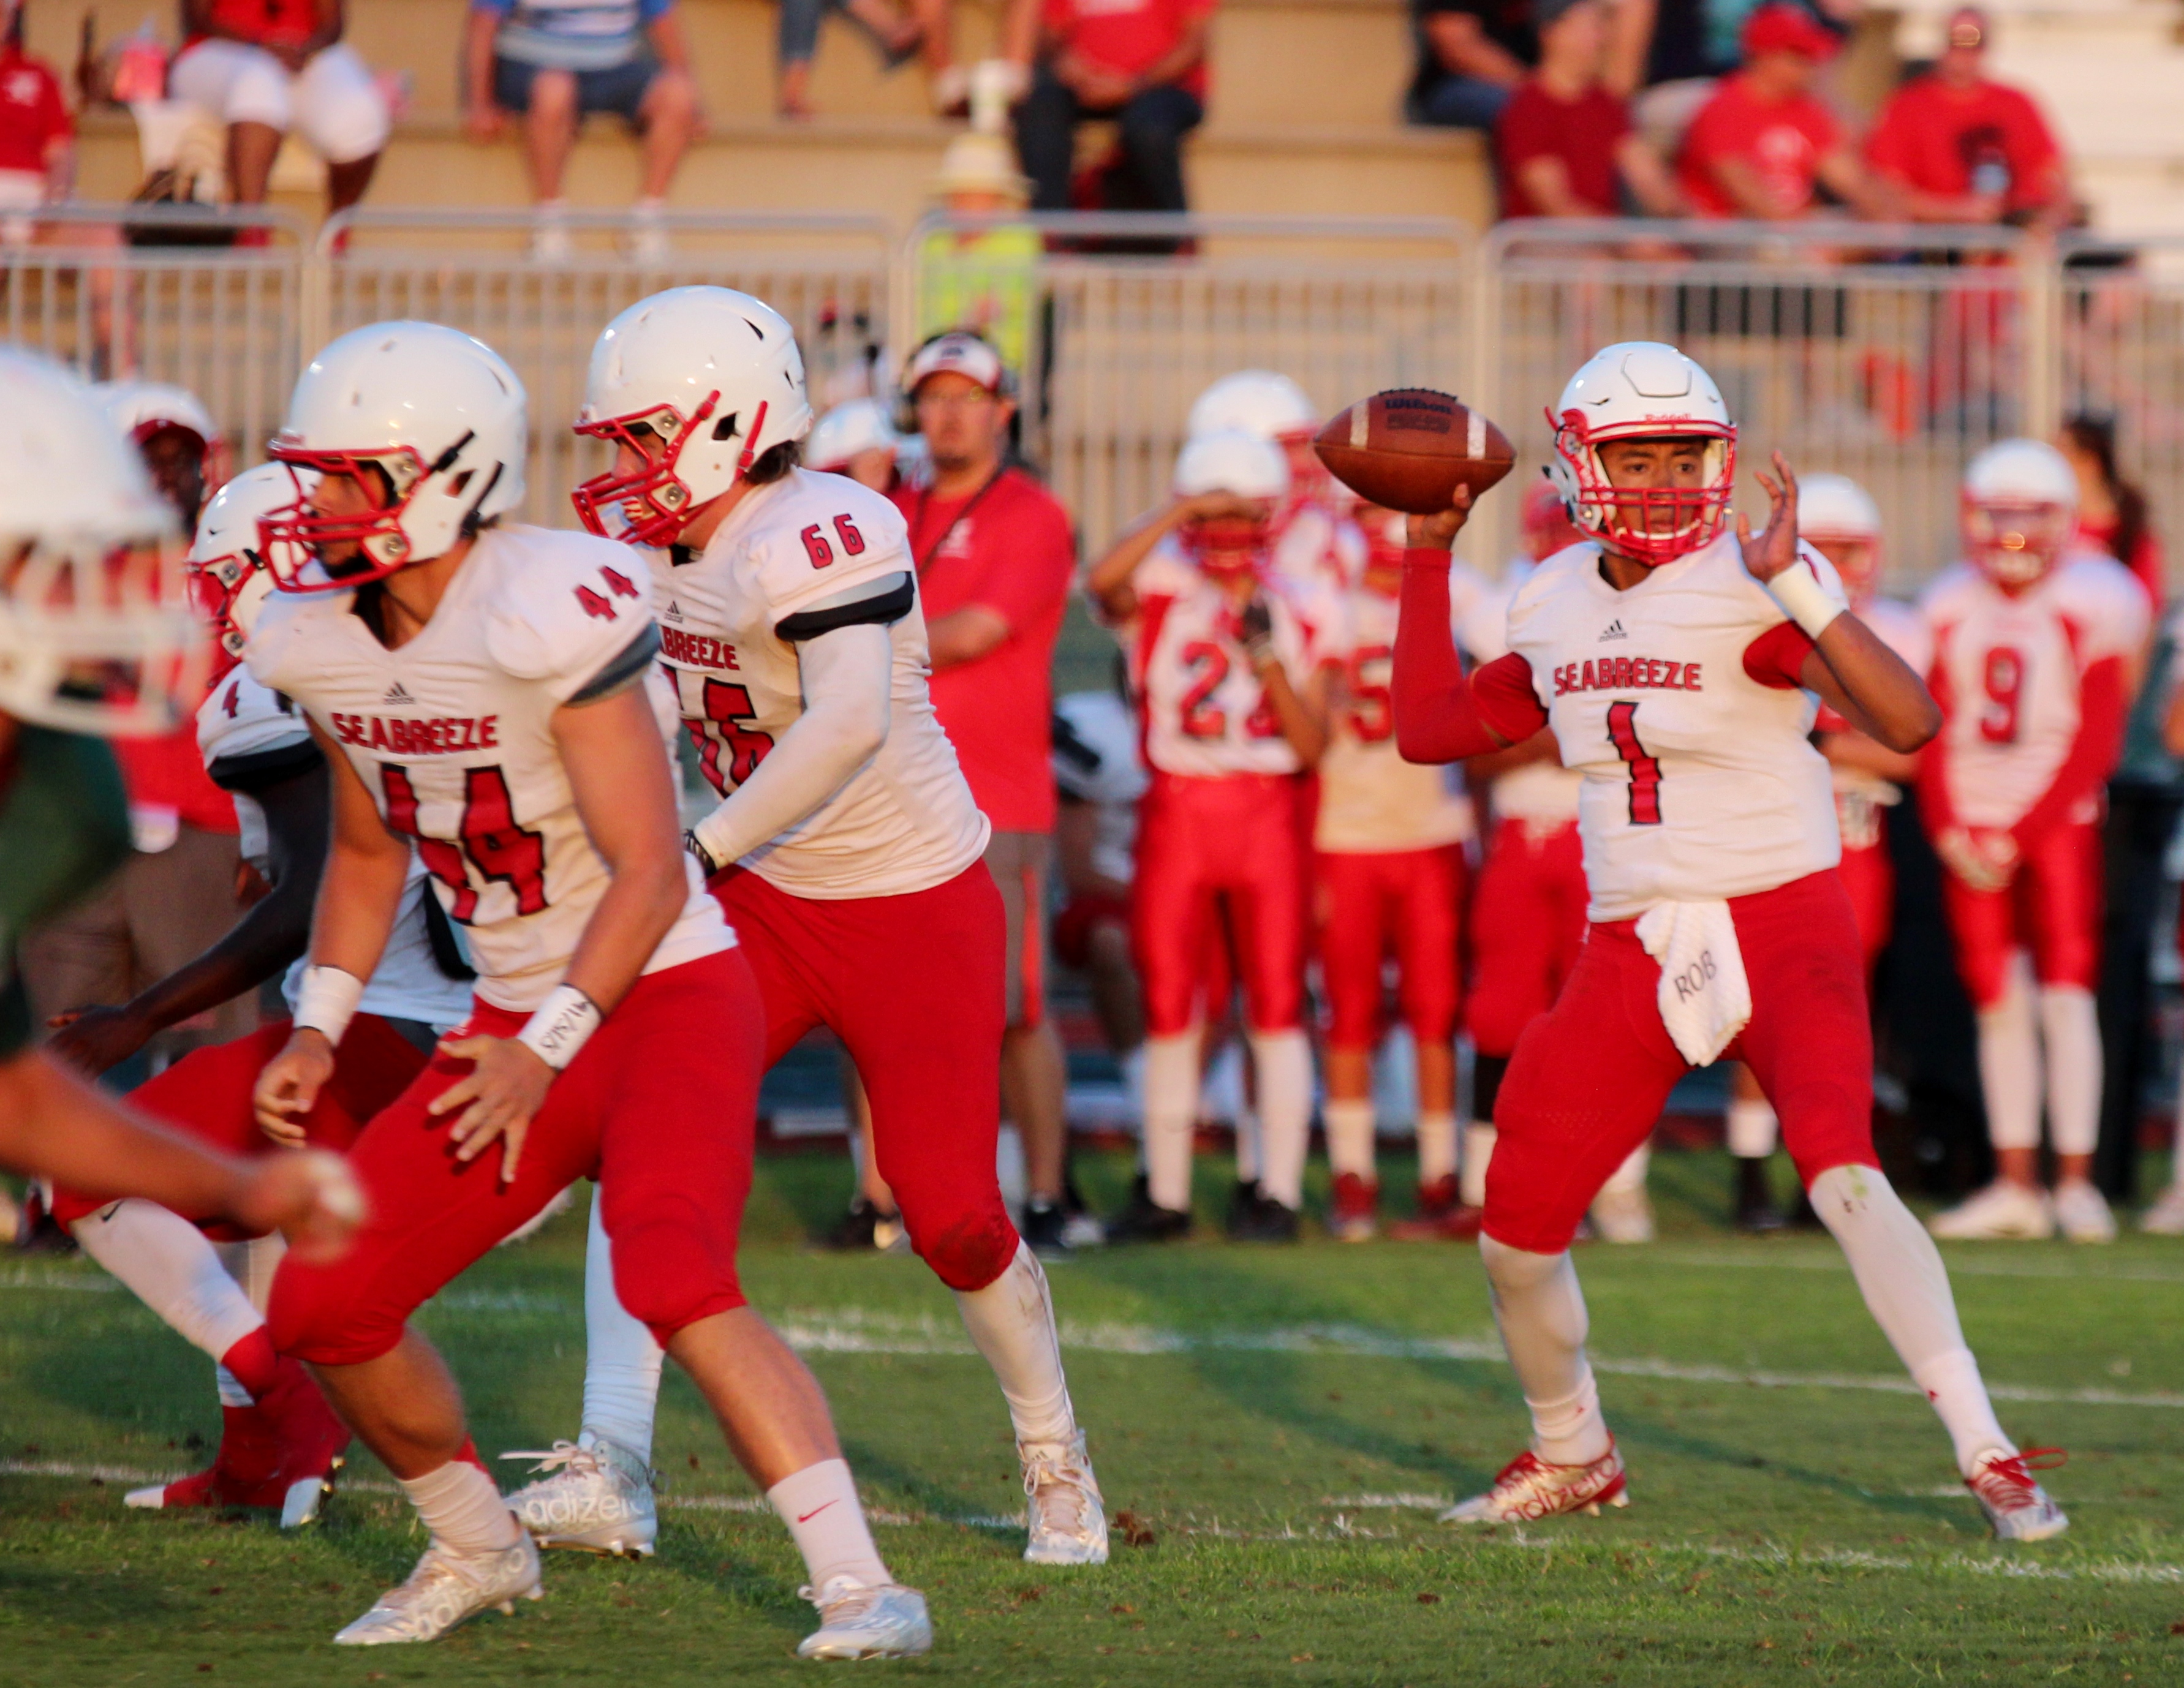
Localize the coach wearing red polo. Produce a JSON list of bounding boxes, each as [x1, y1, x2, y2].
[[893, 331, 1081, 1254]]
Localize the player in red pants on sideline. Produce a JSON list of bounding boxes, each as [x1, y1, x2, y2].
[[1392, 341, 2064, 1542], [243, 320, 928, 1655]]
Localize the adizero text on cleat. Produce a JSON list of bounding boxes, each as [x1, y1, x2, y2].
[[333, 1532, 542, 1645], [502, 1435, 657, 1558], [1442, 1440, 1629, 1524]]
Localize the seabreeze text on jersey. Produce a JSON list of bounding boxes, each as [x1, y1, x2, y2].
[[660, 625, 740, 671], [1552, 657, 1704, 697], [328, 712, 501, 755]]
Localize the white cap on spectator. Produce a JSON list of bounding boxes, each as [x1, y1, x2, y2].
[[806, 398, 898, 471], [933, 132, 1030, 205], [904, 331, 1008, 398]]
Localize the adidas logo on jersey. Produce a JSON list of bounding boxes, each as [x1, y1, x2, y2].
[[383, 681, 417, 706], [663, 600, 684, 624], [1598, 620, 1627, 641]]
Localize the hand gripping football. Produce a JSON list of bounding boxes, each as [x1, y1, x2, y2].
[[1313, 389, 1515, 515]]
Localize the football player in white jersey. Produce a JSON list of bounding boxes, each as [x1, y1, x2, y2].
[[1315, 501, 1474, 1240], [1720, 473, 1933, 1230], [1187, 369, 1363, 593], [243, 321, 929, 1656], [1394, 341, 2065, 1542], [1088, 429, 1343, 1242], [540, 285, 1106, 1571], [1922, 441, 2150, 1245]]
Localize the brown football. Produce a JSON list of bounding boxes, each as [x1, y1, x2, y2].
[[1313, 388, 1515, 515]]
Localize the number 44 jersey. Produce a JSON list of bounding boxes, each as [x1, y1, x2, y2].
[[247, 524, 733, 1012], [1498, 529, 1847, 921]]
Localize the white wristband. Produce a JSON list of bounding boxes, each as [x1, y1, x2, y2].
[[1766, 560, 1845, 641], [293, 965, 365, 1047], [517, 984, 601, 1072]]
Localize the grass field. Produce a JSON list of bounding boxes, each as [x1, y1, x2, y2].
[[6, 1147, 2184, 1686]]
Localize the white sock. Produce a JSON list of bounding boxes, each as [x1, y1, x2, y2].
[[768, 1458, 890, 1590], [1808, 1164, 2014, 1475], [1233, 1097, 1262, 1185], [1249, 1028, 1313, 1210], [1142, 1030, 1200, 1213], [1977, 965, 2042, 1153], [953, 1240, 1077, 1447], [1600, 1142, 1650, 1195], [581, 1188, 664, 1464], [1417, 1110, 1458, 1186], [72, 1199, 265, 1363], [1478, 1235, 1611, 1464], [1323, 1098, 1376, 1181], [399, 1458, 522, 1554], [2038, 985, 2101, 1159], [1726, 1096, 1779, 1160], [1460, 1122, 1496, 1209], [213, 1235, 284, 1407]]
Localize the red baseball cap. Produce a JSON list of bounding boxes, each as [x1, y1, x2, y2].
[[1740, 2, 1839, 62]]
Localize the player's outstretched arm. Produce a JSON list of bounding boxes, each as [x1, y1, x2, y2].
[[1393, 488, 1529, 764], [50, 759, 333, 1077]]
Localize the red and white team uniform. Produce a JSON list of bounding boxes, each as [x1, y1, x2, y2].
[[1920, 552, 2147, 1009], [652, 466, 1023, 1293], [1271, 496, 1365, 595], [248, 524, 760, 1366], [1823, 596, 1932, 968]]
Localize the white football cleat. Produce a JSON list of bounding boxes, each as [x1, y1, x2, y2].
[[502, 1435, 657, 1558], [1589, 1185, 1655, 1245], [333, 1532, 542, 1645], [2052, 1179, 2117, 1244], [795, 1577, 933, 1659], [1442, 1439, 1629, 1524], [1929, 1181, 2056, 1241], [2139, 1182, 2184, 1235], [1964, 1447, 2069, 1542], [1021, 1433, 1108, 1566]]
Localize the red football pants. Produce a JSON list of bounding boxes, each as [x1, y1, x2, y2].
[[1487, 870, 1879, 1254], [1315, 845, 1464, 1050], [1465, 816, 1587, 1059], [1838, 838, 1894, 976], [1134, 771, 1309, 1036], [714, 862, 1019, 1294], [1940, 820, 2102, 1008], [48, 1014, 427, 1235], [270, 950, 762, 1365]]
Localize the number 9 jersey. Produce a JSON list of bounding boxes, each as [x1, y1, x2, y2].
[[247, 524, 733, 1011]]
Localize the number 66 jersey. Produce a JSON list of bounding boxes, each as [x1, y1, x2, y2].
[[247, 524, 733, 1011], [1493, 529, 1847, 921]]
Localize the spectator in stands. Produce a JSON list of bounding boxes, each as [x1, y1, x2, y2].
[[776, 0, 922, 119], [464, 0, 700, 262], [1011, 0, 1211, 214], [891, 331, 1086, 1253], [1495, 0, 1681, 217], [170, 0, 387, 220], [920, 130, 1039, 380], [1407, 0, 1536, 130], [1866, 7, 2070, 232], [0, 4, 71, 243], [2061, 414, 2162, 606], [1676, 2, 1891, 220]]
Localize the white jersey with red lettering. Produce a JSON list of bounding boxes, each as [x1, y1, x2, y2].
[[1316, 576, 1470, 853], [198, 669, 478, 1030], [247, 524, 733, 1013], [1824, 597, 1932, 850], [1504, 530, 1845, 921], [1921, 549, 2149, 831], [1272, 499, 1365, 595], [1053, 688, 1146, 887], [1457, 559, 1583, 827], [649, 466, 989, 899], [1128, 538, 1346, 780]]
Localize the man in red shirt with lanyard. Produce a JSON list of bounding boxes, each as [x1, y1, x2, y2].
[[892, 332, 1083, 1253]]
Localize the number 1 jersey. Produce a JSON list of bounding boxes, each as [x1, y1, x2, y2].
[[247, 524, 733, 1012]]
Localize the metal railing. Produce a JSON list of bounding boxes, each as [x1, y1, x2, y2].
[[9, 206, 2179, 584]]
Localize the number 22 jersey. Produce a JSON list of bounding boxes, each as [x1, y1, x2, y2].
[[247, 524, 733, 1012]]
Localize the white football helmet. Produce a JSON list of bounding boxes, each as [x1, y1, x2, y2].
[[189, 462, 309, 683], [0, 349, 196, 734], [574, 286, 812, 545], [1174, 428, 1288, 578], [1547, 341, 1736, 567], [1962, 438, 2077, 587], [804, 397, 897, 472], [1186, 370, 1316, 443], [99, 380, 217, 452], [262, 322, 528, 589], [1798, 472, 1883, 601]]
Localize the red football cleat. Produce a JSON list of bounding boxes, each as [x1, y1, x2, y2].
[[1442, 1439, 1629, 1524], [1329, 1172, 1379, 1242], [1389, 1177, 1485, 1242]]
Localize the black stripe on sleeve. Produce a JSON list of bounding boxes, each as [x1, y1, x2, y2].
[[568, 622, 663, 706], [775, 573, 917, 643], [207, 736, 325, 795]]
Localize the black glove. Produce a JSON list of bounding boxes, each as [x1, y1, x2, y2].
[[684, 828, 724, 877], [1237, 595, 1275, 668]]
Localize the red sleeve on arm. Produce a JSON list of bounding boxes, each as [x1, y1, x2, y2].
[[2012, 655, 2128, 846], [1741, 620, 1818, 690], [1394, 549, 1546, 763]]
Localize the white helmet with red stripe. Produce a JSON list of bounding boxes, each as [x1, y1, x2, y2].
[[1547, 341, 1736, 567], [1962, 438, 2076, 587], [1186, 370, 1317, 444], [188, 461, 306, 682], [1798, 472, 1883, 602], [804, 397, 896, 472], [1173, 428, 1288, 579], [262, 321, 528, 589], [574, 286, 812, 546]]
